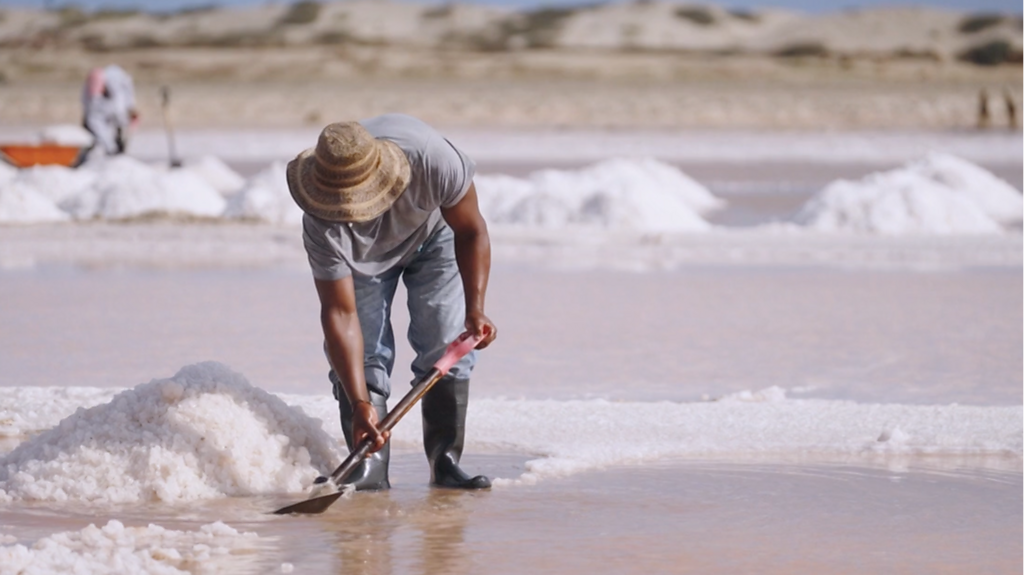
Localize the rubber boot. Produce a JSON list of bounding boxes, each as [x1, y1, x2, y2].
[[421, 377, 491, 489], [337, 389, 391, 491]]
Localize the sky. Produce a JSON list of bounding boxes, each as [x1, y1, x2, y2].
[[3, 0, 1021, 14]]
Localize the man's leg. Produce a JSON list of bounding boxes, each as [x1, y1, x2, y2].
[[403, 226, 490, 489], [114, 127, 126, 155], [78, 119, 98, 165], [83, 108, 117, 155], [329, 376, 390, 491], [352, 268, 403, 399], [327, 268, 401, 491]]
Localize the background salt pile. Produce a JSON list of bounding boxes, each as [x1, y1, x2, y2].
[[222, 161, 300, 225], [0, 362, 340, 504], [0, 154, 725, 232], [0, 156, 227, 223], [474, 158, 724, 232], [1, 149, 1020, 235], [795, 153, 1023, 234]]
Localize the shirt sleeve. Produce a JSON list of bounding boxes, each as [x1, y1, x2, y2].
[[302, 214, 353, 281], [431, 136, 477, 209]]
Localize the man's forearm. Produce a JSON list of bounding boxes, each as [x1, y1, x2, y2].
[[453, 226, 491, 316], [321, 308, 369, 403]]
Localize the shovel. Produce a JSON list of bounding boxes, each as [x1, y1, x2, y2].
[[272, 330, 484, 515], [159, 86, 182, 168]]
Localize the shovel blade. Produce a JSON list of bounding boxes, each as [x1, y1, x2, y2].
[[272, 490, 345, 515]]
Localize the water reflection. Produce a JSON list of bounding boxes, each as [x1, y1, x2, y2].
[[319, 487, 477, 574], [411, 490, 473, 575], [320, 492, 400, 575]]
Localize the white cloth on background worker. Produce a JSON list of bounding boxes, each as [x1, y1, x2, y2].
[[81, 65, 137, 155]]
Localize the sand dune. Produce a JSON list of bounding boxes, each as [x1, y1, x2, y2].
[[0, 3, 1019, 130], [0, 2, 1020, 60]]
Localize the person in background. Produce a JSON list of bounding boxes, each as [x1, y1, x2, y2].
[[81, 64, 138, 155], [1003, 89, 1018, 130], [287, 114, 498, 491], [976, 89, 990, 130]]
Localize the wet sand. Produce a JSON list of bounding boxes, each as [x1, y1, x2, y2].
[[3, 71, 1020, 131]]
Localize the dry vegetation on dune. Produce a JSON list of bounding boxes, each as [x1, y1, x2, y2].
[[1, 1, 1020, 61], [0, 1, 1020, 130]]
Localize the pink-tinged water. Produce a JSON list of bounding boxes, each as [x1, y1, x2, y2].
[[0, 265, 1020, 573], [1, 265, 1019, 405], [1, 453, 1020, 574]]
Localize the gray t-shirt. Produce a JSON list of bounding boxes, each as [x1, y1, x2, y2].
[[302, 114, 476, 280]]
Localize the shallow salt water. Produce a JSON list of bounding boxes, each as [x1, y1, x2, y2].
[[2, 454, 1019, 574], [0, 263, 1020, 572], [2, 125, 1021, 572], [0, 265, 1019, 405]]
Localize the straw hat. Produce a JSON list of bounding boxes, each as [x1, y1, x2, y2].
[[287, 122, 411, 223]]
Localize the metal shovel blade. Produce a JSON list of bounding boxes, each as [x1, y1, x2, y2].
[[273, 490, 345, 515]]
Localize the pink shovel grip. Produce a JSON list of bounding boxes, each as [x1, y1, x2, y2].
[[432, 331, 485, 375]]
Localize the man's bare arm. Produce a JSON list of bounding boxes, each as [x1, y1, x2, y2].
[[441, 182, 497, 349], [314, 276, 388, 451]]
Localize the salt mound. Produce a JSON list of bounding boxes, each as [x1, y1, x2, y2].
[[13, 164, 97, 205], [224, 161, 302, 225], [795, 153, 1021, 235], [64, 156, 227, 220], [475, 158, 722, 233], [0, 387, 121, 436], [187, 155, 245, 196], [0, 362, 341, 504], [0, 162, 16, 186], [0, 520, 263, 575], [38, 124, 95, 147], [909, 153, 1023, 225], [0, 180, 70, 224], [0, 156, 231, 222], [716, 386, 787, 403]]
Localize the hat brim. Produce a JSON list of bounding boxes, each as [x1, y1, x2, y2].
[[287, 139, 411, 223]]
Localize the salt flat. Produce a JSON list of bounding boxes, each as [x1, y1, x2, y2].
[[1, 257, 1019, 574], [0, 126, 1020, 573]]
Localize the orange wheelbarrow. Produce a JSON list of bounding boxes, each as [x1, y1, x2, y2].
[[0, 144, 88, 168]]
